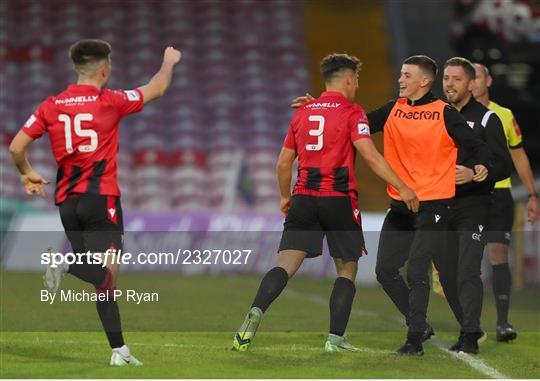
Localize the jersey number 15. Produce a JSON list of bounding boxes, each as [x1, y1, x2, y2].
[[58, 113, 97, 153]]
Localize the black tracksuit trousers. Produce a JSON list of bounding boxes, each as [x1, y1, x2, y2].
[[376, 199, 452, 334], [433, 195, 490, 333]]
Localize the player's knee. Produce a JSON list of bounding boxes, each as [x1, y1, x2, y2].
[[335, 259, 357, 280], [406, 268, 429, 285], [275, 264, 294, 278], [487, 242, 508, 255], [337, 267, 357, 282], [407, 279, 429, 288], [487, 249, 508, 265], [95, 266, 115, 289], [375, 263, 398, 283], [95, 286, 115, 297], [106, 266, 118, 287], [457, 271, 479, 287], [94, 267, 116, 295]]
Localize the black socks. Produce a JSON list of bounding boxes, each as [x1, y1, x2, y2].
[[67, 264, 123, 349], [492, 263, 511, 325], [96, 298, 125, 349], [251, 269, 357, 338], [251, 267, 289, 313], [329, 277, 356, 337]]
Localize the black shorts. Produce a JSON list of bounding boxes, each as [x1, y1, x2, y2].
[[59, 194, 123, 253], [278, 194, 365, 261], [486, 188, 514, 245]]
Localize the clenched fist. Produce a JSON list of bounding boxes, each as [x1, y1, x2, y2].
[[163, 47, 182, 65]]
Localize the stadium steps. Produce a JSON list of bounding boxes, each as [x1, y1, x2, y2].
[[304, 0, 393, 211]]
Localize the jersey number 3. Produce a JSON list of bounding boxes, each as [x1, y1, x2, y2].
[[306, 115, 324, 151], [59, 113, 97, 153]]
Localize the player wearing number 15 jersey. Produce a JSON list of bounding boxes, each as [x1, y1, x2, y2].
[[9, 39, 181, 366], [233, 54, 418, 353]]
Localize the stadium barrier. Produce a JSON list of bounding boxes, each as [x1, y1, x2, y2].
[[2, 210, 385, 284]]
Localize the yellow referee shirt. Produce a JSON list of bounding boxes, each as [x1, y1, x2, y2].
[[488, 101, 523, 188]]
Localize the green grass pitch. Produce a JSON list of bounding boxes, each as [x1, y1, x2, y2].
[[1, 271, 539, 378]]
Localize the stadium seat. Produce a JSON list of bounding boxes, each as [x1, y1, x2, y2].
[[3, 0, 309, 211]]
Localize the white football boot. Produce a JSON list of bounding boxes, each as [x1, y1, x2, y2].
[[110, 345, 143, 366], [43, 249, 68, 294]]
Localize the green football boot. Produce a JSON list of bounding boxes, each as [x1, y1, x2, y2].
[[232, 307, 263, 351], [324, 333, 361, 352]]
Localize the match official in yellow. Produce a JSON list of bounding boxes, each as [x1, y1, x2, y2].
[[472, 63, 539, 342]]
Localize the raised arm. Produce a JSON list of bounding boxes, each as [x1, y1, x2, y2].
[[138, 47, 182, 105]]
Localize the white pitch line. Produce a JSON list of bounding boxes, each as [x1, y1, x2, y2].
[[9, 277, 509, 378], [7, 337, 388, 355], [430, 338, 509, 379], [286, 282, 509, 378]]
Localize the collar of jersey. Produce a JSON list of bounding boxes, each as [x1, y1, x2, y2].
[[460, 96, 477, 113], [320, 91, 347, 99], [399, 91, 437, 106], [67, 84, 101, 93]]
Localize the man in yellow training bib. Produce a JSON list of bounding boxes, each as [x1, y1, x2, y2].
[[472, 63, 539, 342]]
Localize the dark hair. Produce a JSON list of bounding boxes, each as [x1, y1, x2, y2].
[[403, 55, 438, 80], [444, 57, 476, 80], [320, 53, 361, 83], [69, 39, 111, 66]]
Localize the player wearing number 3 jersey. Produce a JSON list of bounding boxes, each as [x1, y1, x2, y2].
[[8, 39, 181, 366], [233, 54, 418, 353]]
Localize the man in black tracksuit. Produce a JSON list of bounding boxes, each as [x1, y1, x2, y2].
[[434, 57, 512, 354], [366, 56, 492, 355]]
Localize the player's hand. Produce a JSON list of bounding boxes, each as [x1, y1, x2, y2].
[[21, 170, 49, 197], [290, 93, 315, 108], [527, 195, 539, 223], [163, 47, 182, 65], [455, 165, 474, 185], [399, 186, 419, 213], [280, 196, 291, 217], [472, 164, 488, 182]]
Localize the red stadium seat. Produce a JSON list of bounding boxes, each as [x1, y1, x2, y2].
[[4, 0, 309, 211]]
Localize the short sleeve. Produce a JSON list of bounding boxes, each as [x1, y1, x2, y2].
[[107, 88, 144, 117], [20, 103, 47, 140], [507, 114, 523, 148], [349, 107, 371, 143], [283, 122, 296, 150]]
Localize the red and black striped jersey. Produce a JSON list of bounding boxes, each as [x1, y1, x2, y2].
[[20, 84, 144, 204], [283, 91, 371, 198]]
